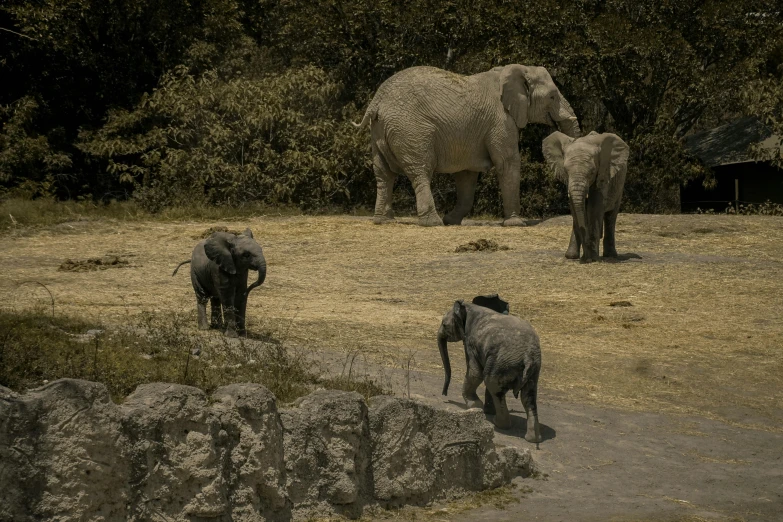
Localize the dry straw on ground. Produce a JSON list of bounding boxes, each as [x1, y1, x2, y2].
[[1, 213, 782, 431]]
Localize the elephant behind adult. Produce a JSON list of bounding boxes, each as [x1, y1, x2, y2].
[[543, 131, 630, 262], [354, 64, 581, 226]]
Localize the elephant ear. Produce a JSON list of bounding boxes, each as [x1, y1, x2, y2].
[[499, 64, 530, 129], [241, 228, 254, 239], [451, 299, 468, 339], [597, 133, 630, 194], [471, 294, 509, 315], [542, 131, 574, 183], [204, 232, 237, 275]]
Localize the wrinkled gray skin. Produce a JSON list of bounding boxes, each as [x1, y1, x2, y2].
[[354, 65, 581, 226], [172, 229, 266, 337], [543, 131, 630, 263], [438, 299, 542, 443]]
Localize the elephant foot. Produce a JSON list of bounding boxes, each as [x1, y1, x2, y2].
[[525, 418, 542, 443], [224, 329, 239, 338], [373, 215, 395, 224], [465, 399, 483, 410], [602, 249, 618, 258], [443, 213, 464, 226], [493, 412, 511, 430], [502, 216, 526, 227], [198, 323, 210, 331], [565, 249, 580, 260], [418, 214, 444, 227]]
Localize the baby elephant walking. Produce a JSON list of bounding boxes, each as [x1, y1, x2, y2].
[[172, 229, 266, 338], [438, 296, 542, 443]]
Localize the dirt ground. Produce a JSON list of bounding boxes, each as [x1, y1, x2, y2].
[[1, 213, 782, 520]]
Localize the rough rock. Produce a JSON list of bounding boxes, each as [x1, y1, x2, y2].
[[0, 379, 128, 521], [369, 396, 534, 506], [120, 382, 288, 521], [280, 390, 372, 520], [0, 380, 537, 521]]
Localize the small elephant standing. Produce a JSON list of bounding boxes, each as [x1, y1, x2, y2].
[[172, 229, 266, 337], [353, 64, 581, 227], [437, 296, 542, 443], [543, 131, 630, 263]]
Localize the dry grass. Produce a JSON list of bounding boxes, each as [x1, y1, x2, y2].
[[1, 213, 782, 429]]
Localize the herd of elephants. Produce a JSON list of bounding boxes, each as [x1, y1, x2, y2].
[[172, 63, 633, 444]]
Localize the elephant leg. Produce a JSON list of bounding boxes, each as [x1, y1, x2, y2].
[[219, 287, 238, 338], [602, 208, 619, 258], [235, 294, 248, 337], [444, 171, 479, 226], [581, 185, 604, 263], [565, 225, 581, 260], [485, 378, 511, 429], [410, 170, 443, 226], [490, 143, 524, 227], [483, 387, 496, 415], [372, 163, 397, 224], [521, 379, 542, 443], [566, 200, 582, 259], [210, 297, 223, 329], [462, 369, 484, 410], [197, 299, 210, 330]]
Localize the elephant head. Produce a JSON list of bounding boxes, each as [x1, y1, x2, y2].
[[543, 131, 629, 259], [498, 65, 581, 138], [204, 229, 267, 294], [437, 299, 468, 396]]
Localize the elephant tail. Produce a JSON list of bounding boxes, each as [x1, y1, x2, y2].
[[513, 356, 539, 399], [171, 260, 191, 276], [351, 98, 379, 130], [351, 110, 373, 130]]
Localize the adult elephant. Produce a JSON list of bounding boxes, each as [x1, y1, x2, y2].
[[353, 65, 581, 226]]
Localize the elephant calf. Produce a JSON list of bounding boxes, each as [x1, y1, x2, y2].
[[173, 229, 266, 338], [543, 130, 630, 262], [438, 295, 542, 443]]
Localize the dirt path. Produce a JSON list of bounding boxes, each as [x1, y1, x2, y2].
[[312, 349, 783, 522]]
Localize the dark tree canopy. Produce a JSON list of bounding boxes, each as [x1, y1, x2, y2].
[[1, 0, 781, 213]]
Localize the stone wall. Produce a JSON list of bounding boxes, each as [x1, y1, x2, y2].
[[0, 379, 535, 521]]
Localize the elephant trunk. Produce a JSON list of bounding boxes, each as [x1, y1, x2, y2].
[[438, 334, 451, 396], [245, 263, 266, 296], [569, 178, 588, 240], [553, 94, 581, 138]]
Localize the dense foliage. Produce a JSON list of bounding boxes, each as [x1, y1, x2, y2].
[[2, 0, 781, 215]]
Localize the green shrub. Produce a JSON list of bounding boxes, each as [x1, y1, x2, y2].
[[79, 63, 373, 212], [0, 97, 72, 199]]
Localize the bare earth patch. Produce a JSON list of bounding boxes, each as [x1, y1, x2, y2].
[[3, 213, 782, 431]]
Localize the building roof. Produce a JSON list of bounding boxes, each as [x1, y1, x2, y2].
[[684, 117, 780, 167]]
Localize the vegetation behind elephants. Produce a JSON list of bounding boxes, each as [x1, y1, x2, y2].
[[1, 214, 781, 434], [2, 0, 782, 215]]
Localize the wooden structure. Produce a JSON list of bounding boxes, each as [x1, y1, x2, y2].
[[681, 117, 782, 212]]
